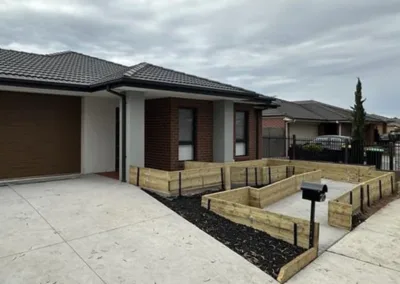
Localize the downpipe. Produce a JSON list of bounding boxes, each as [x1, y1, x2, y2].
[[107, 86, 127, 182]]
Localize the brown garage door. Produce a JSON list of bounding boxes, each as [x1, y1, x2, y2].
[[0, 91, 81, 179]]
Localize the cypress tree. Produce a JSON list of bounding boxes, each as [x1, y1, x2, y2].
[[351, 78, 366, 143]]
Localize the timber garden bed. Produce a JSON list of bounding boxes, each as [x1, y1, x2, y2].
[[131, 158, 398, 282], [145, 189, 306, 279], [352, 188, 400, 228]]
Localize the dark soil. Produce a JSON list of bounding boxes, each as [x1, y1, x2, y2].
[[353, 191, 400, 229], [145, 190, 305, 279]]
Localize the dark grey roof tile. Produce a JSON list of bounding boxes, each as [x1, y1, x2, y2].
[[266, 99, 388, 122], [120, 62, 261, 95], [263, 99, 323, 120], [0, 49, 128, 85], [0, 48, 271, 99]]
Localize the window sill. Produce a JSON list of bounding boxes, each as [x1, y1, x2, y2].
[[234, 155, 251, 161]]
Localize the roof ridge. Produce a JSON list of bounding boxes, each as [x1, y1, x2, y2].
[[46, 50, 128, 68], [314, 101, 350, 119], [0, 47, 47, 57], [294, 101, 326, 120], [135, 62, 260, 95], [46, 50, 74, 56], [296, 100, 350, 120], [123, 62, 149, 77]]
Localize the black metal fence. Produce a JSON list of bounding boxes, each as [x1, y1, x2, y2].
[[263, 135, 400, 171]]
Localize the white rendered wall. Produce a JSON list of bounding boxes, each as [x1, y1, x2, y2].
[[125, 92, 145, 180], [213, 100, 234, 162], [289, 122, 319, 143], [81, 96, 120, 174]]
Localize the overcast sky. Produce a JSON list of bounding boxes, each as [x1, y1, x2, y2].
[[1, 0, 399, 117]]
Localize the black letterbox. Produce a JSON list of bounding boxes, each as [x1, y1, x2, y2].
[[301, 181, 328, 202]]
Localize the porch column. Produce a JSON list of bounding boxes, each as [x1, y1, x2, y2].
[[125, 92, 145, 180], [338, 123, 342, 136], [213, 100, 234, 162]]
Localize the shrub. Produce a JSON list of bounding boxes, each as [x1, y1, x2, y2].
[[302, 143, 323, 152]]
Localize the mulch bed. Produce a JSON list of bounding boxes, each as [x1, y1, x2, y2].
[[352, 191, 400, 228], [145, 190, 305, 279]]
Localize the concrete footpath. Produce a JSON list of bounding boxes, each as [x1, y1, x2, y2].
[[288, 198, 400, 284]]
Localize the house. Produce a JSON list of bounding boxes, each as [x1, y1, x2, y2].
[[387, 118, 400, 133], [0, 48, 276, 182], [263, 99, 388, 144]]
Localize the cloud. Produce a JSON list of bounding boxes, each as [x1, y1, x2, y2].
[[1, 0, 400, 116]]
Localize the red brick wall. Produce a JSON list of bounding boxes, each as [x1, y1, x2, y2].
[[234, 103, 261, 161], [145, 98, 172, 170], [145, 98, 213, 171], [262, 117, 285, 128], [146, 99, 262, 170], [170, 98, 213, 170]]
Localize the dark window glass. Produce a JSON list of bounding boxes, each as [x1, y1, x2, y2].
[[179, 108, 195, 161], [235, 111, 246, 141], [179, 109, 194, 143], [235, 111, 248, 156]]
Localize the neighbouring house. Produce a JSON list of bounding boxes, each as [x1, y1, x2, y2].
[[263, 99, 388, 145], [387, 118, 400, 133], [0, 48, 276, 182]]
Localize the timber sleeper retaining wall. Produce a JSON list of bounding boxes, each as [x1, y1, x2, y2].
[[201, 170, 322, 283], [328, 171, 397, 230], [130, 162, 313, 197], [265, 158, 379, 183]]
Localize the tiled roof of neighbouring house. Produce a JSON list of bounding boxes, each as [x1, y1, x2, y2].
[[0, 48, 272, 100], [263, 99, 388, 122]]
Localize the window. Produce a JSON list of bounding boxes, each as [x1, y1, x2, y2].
[[179, 108, 195, 161], [235, 111, 248, 156]]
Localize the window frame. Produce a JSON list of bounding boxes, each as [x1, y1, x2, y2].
[[178, 108, 196, 161], [235, 111, 249, 157]]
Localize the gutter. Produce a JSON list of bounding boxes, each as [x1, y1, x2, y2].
[[0, 77, 277, 109], [107, 86, 127, 183]]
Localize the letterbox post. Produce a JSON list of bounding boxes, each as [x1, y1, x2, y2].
[[300, 181, 328, 249], [309, 200, 316, 248]]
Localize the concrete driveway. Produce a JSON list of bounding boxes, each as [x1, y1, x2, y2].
[[0, 175, 276, 284]]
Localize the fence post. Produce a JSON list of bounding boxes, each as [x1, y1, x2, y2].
[[344, 140, 349, 164], [255, 168, 258, 187], [220, 168, 224, 190], [391, 175, 394, 194], [178, 171, 182, 197], [292, 135, 297, 160], [245, 167, 249, 186], [389, 142, 394, 171], [360, 186, 364, 212], [178, 172, 182, 197], [136, 167, 140, 186], [268, 167, 272, 184]]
